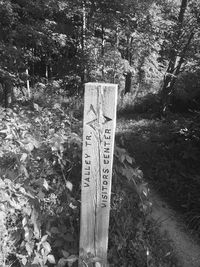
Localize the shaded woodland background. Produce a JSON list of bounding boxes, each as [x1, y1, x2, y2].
[[0, 0, 200, 111], [0, 0, 200, 267]]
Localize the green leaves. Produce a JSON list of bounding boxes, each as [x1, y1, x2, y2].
[[114, 144, 151, 217], [47, 254, 56, 264], [57, 254, 78, 267], [0, 103, 81, 266]]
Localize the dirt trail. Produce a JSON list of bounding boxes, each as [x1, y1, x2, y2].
[[116, 117, 200, 266], [150, 192, 200, 267]]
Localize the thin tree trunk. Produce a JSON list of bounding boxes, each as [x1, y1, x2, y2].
[[101, 25, 105, 80], [125, 71, 132, 94], [101, 24, 105, 56], [116, 26, 119, 49], [81, 0, 87, 90], [171, 31, 194, 86], [161, 31, 194, 112], [82, 0, 86, 51], [45, 65, 48, 80], [178, 0, 188, 26], [26, 68, 31, 98], [160, 0, 189, 115], [4, 81, 13, 108], [124, 36, 133, 94]]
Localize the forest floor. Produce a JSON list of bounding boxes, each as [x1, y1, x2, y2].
[[116, 112, 200, 267]]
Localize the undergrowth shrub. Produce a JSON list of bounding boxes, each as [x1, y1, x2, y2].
[[118, 92, 160, 116], [173, 70, 200, 111], [30, 82, 84, 119], [0, 105, 81, 267]]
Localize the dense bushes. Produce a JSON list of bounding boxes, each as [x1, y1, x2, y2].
[[0, 104, 81, 266], [173, 70, 200, 111]]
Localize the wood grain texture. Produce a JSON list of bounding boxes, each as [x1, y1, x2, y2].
[[79, 83, 118, 267]]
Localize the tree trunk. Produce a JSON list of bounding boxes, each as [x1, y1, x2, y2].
[[26, 68, 31, 98], [116, 26, 119, 49], [125, 71, 132, 94], [3, 81, 13, 108], [124, 36, 133, 94], [81, 0, 86, 51], [45, 65, 48, 80], [178, 0, 188, 26], [101, 25, 105, 56], [80, 0, 87, 92], [160, 0, 190, 115]]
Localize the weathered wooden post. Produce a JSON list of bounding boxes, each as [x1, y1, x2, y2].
[[79, 83, 118, 266]]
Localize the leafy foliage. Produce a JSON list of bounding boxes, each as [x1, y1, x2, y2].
[[0, 103, 81, 266]]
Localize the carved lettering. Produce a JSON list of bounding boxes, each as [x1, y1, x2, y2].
[[105, 129, 111, 134], [84, 183, 89, 187], [101, 128, 112, 208], [103, 168, 109, 173], [83, 149, 92, 188], [86, 135, 91, 140]]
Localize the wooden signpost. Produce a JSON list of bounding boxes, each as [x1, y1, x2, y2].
[[79, 83, 118, 266]]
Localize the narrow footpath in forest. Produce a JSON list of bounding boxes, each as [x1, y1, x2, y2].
[[117, 115, 200, 267], [150, 192, 200, 267]]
